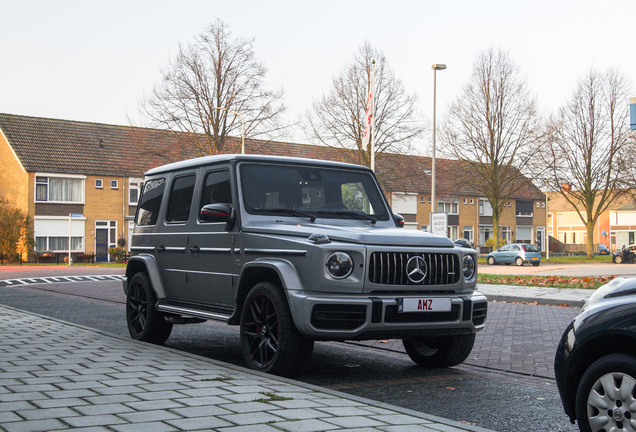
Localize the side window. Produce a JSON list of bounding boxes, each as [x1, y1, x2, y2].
[[199, 170, 232, 220], [136, 178, 165, 226], [166, 174, 196, 223]]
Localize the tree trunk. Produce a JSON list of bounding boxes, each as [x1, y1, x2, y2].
[[586, 223, 595, 258]]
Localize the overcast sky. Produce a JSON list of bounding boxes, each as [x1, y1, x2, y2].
[[2, 0, 634, 153]]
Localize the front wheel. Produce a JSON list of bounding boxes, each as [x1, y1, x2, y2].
[[575, 353, 636, 432], [240, 282, 314, 377], [126, 272, 173, 344], [403, 333, 476, 368], [487, 256, 495, 265]]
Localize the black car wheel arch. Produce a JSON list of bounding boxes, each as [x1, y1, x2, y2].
[[557, 320, 636, 424]]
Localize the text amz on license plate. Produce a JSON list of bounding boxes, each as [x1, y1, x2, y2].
[[397, 297, 452, 313]]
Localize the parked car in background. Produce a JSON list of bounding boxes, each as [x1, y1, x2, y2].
[[454, 238, 472, 248], [597, 244, 610, 255], [486, 243, 541, 267], [554, 277, 636, 431], [612, 244, 636, 264]]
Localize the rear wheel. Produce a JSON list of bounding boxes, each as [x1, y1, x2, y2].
[[575, 353, 636, 432], [403, 333, 475, 368], [532, 262, 540, 267], [240, 282, 314, 377], [487, 256, 496, 265], [515, 257, 524, 266], [126, 272, 172, 344]]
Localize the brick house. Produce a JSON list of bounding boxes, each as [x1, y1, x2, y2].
[[0, 113, 546, 260], [547, 190, 636, 252]]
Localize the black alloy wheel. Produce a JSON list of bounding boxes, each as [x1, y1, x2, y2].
[[240, 282, 313, 377], [126, 272, 172, 344]]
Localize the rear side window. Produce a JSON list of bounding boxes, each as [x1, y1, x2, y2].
[[166, 175, 196, 223], [136, 178, 165, 226]]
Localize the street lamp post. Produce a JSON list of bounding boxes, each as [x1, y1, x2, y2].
[[431, 64, 446, 214], [212, 107, 245, 154]]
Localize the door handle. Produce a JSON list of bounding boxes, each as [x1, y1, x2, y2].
[[157, 245, 166, 253], [189, 246, 200, 253]]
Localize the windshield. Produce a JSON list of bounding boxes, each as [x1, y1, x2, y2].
[[240, 163, 389, 221]]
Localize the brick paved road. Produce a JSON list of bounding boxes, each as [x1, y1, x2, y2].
[[0, 275, 579, 380]]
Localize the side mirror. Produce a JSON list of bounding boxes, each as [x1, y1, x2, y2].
[[200, 203, 233, 223], [393, 212, 405, 228]]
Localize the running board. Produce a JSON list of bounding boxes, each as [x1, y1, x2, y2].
[[157, 304, 231, 322]]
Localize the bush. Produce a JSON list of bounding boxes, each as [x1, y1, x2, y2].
[[0, 197, 34, 262], [485, 237, 507, 248], [108, 247, 126, 263]]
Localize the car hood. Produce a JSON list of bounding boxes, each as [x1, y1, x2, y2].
[[241, 221, 455, 247]]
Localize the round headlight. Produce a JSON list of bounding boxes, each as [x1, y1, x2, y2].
[[462, 255, 476, 280], [326, 252, 354, 279]]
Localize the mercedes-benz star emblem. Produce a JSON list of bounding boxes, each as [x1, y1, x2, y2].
[[406, 256, 427, 283]]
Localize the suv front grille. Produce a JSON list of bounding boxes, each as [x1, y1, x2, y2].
[[368, 252, 460, 285]]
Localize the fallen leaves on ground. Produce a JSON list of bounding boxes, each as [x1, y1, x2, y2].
[[478, 275, 615, 290]]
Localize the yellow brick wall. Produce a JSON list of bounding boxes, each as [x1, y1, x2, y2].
[[84, 176, 129, 254], [0, 132, 30, 214]]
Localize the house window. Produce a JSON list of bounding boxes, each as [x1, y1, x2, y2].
[[516, 200, 533, 217], [463, 198, 467, 205], [110, 180, 118, 189], [35, 237, 83, 252], [129, 178, 142, 205], [463, 226, 474, 244], [95, 179, 103, 189], [536, 202, 540, 208], [438, 202, 458, 214], [501, 226, 512, 243], [479, 199, 493, 216], [35, 176, 84, 203]]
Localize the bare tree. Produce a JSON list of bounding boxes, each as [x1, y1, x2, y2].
[[140, 19, 288, 157], [442, 48, 541, 248], [306, 42, 424, 168], [543, 68, 633, 257]]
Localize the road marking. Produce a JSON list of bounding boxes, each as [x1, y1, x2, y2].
[[0, 275, 125, 287]]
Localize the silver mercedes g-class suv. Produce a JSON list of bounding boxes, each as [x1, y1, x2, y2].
[[124, 154, 487, 376]]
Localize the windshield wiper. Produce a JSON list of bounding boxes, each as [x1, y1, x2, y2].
[[253, 208, 316, 223], [316, 210, 377, 225]]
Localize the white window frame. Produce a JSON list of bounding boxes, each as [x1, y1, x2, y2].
[[34, 173, 85, 204], [95, 179, 103, 189], [129, 178, 142, 205], [110, 179, 119, 189]]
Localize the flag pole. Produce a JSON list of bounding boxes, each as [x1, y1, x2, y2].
[[370, 60, 376, 172]]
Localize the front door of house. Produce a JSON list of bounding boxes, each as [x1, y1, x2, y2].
[[95, 221, 116, 262]]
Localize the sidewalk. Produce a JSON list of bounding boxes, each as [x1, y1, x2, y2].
[[0, 304, 494, 432], [477, 283, 593, 308]]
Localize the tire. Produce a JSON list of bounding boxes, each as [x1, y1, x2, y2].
[[126, 272, 173, 344], [487, 256, 495, 265], [532, 262, 540, 267], [515, 257, 524, 266], [402, 333, 476, 368], [615, 255, 623, 264], [240, 281, 314, 377], [575, 353, 636, 432]]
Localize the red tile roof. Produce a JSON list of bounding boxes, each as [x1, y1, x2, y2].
[[0, 113, 543, 200]]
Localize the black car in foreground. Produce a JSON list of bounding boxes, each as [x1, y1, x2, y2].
[[554, 277, 636, 431]]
